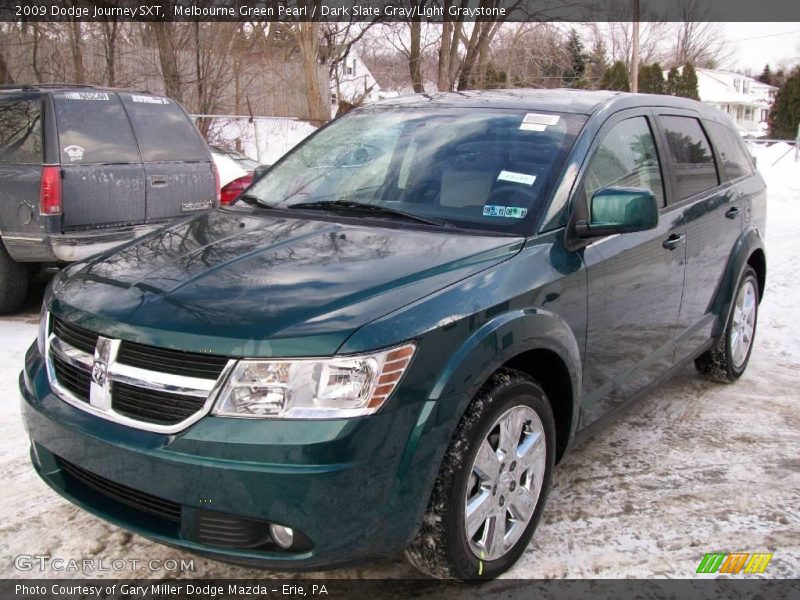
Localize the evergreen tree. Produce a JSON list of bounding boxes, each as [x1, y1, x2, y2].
[[774, 68, 787, 88], [758, 64, 773, 85], [585, 38, 608, 90], [599, 61, 630, 92], [639, 63, 666, 94], [665, 65, 681, 95], [769, 66, 800, 139], [565, 28, 588, 88], [678, 63, 700, 100]]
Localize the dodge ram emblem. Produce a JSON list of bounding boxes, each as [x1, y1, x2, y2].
[[91, 359, 107, 386]]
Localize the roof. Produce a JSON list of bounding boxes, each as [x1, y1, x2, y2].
[[0, 83, 153, 95], [371, 89, 621, 114], [694, 69, 775, 107], [368, 88, 721, 117]]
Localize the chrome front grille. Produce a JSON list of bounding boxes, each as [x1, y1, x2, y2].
[[45, 313, 234, 434]]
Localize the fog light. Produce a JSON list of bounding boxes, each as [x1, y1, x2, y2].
[[270, 524, 294, 549]]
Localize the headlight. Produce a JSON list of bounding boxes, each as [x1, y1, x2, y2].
[[212, 343, 416, 419]]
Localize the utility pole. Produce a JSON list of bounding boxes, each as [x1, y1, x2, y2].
[[631, 0, 640, 93]]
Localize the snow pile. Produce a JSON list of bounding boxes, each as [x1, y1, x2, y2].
[[206, 118, 317, 165], [750, 141, 797, 168]]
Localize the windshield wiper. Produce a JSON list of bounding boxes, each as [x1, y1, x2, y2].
[[235, 193, 262, 207], [287, 200, 454, 228]]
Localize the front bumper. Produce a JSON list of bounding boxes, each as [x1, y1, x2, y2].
[[20, 342, 452, 569]]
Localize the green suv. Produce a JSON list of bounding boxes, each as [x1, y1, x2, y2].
[[20, 90, 766, 579]]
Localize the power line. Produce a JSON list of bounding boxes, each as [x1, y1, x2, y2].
[[729, 28, 800, 43]]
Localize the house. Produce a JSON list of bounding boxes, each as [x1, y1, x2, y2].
[[695, 69, 777, 137], [331, 52, 381, 114]]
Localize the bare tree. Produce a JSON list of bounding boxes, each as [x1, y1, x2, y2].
[[671, 1, 734, 68], [99, 20, 121, 87], [69, 22, 86, 84], [151, 23, 185, 101]]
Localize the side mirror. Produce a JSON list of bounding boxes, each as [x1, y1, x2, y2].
[[575, 187, 659, 238], [253, 164, 271, 182]]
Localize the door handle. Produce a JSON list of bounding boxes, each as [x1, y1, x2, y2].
[[725, 206, 740, 219], [150, 176, 168, 187], [662, 233, 685, 250]]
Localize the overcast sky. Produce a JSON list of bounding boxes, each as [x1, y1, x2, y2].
[[722, 22, 800, 73]]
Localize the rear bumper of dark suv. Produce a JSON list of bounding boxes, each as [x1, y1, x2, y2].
[[4, 223, 171, 263]]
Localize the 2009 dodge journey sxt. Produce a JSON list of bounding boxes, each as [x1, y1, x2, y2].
[[20, 90, 766, 580]]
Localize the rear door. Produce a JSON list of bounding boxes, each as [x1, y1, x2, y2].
[[578, 111, 687, 426], [52, 91, 146, 230], [652, 113, 741, 361], [119, 93, 216, 222]]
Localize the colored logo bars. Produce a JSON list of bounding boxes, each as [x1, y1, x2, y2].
[[696, 552, 773, 574]]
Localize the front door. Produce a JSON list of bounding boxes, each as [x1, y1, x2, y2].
[[577, 112, 687, 426]]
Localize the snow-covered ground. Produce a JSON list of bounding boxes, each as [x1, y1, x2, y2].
[[1, 149, 798, 579]]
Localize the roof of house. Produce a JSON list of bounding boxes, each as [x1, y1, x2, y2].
[[695, 69, 775, 107]]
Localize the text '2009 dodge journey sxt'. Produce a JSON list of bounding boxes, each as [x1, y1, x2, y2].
[[20, 89, 766, 580]]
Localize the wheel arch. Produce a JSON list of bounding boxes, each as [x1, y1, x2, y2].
[[429, 308, 583, 462], [709, 226, 766, 338]]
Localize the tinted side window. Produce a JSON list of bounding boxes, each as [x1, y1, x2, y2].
[[119, 94, 207, 162], [660, 116, 719, 201], [583, 116, 665, 208], [705, 121, 754, 180], [0, 98, 43, 164], [53, 92, 140, 164]]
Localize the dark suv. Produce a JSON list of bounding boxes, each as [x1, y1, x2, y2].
[[0, 84, 218, 313], [20, 90, 766, 580]]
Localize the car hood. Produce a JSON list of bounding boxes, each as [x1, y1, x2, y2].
[[50, 210, 523, 357]]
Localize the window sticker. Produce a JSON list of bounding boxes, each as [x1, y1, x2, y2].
[[483, 205, 529, 219], [63, 145, 84, 162], [523, 113, 560, 126], [497, 170, 537, 186], [520, 123, 547, 132], [64, 92, 109, 101], [131, 95, 170, 105]]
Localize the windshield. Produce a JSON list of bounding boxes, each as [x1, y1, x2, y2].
[[242, 107, 585, 234]]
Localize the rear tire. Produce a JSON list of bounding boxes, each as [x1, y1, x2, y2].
[[405, 368, 555, 580], [0, 240, 28, 315], [695, 266, 759, 383]]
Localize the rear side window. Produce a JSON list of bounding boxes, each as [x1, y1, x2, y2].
[[53, 92, 140, 164], [0, 98, 42, 164], [119, 94, 207, 162], [660, 116, 719, 201], [705, 121, 754, 180]]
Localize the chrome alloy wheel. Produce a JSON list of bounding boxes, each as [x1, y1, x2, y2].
[[464, 405, 546, 561], [730, 279, 757, 369]]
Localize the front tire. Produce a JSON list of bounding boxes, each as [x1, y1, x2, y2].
[[405, 368, 555, 580], [695, 266, 759, 382]]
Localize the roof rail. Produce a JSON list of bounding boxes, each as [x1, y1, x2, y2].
[[0, 84, 37, 91], [0, 83, 155, 94]]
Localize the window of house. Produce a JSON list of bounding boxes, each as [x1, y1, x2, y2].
[[660, 116, 719, 201]]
